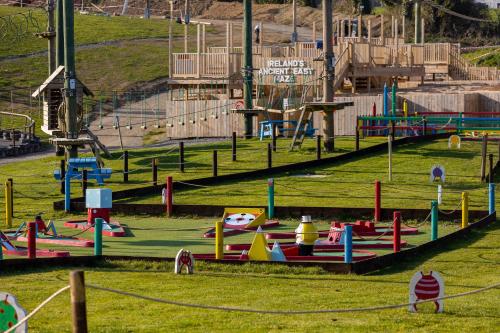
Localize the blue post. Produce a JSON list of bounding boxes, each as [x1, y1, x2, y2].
[[344, 225, 353, 263], [383, 83, 388, 117], [268, 178, 275, 219], [391, 81, 397, 117], [431, 200, 438, 241], [94, 218, 103, 256], [64, 172, 71, 212], [489, 183, 495, 214]]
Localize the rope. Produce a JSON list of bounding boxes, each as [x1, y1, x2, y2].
[[402, 210, 432, 229], [4, 285, 70, 333], [439, 199, 464, 215], [85, 282, 500, 315]]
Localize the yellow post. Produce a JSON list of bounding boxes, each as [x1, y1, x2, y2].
[[462, 192, 469, 229], [5, 181, 12, 227], [403, 99, 408, 118], [215, 221, 224, 259]]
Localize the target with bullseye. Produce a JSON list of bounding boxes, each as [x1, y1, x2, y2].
[[224, 213, 256, 228]]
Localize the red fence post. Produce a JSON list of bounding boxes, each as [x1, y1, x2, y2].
[[393, 211, 401, 253], [166, 176, 173, 217], [28, 221, 36, 259], [375, 180, 381, 222]]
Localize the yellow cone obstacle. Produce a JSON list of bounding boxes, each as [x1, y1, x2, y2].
[[248, 227, 272, 261]]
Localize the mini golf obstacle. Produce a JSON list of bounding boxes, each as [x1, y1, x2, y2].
[[64, 189, 126, 237], [3, 215, 93, 248], [265, 220, 418, 240], [225, 220, 409, 251], [0, 231, 69, 258], [203, 207, 279, 238]]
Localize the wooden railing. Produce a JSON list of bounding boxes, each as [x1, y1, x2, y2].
[[172, 43, 499, 82]]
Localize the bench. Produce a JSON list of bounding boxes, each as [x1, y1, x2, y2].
[[54, 157, 112, 186]]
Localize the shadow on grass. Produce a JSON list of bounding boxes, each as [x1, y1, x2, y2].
[[367, 221, 499, 276]]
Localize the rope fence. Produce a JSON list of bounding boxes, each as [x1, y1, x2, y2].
[[5, 277, 499, 333]]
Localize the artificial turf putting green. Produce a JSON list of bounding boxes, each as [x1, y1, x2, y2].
[[0, 222, 498, 332]]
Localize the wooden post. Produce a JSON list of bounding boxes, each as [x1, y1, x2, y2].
[[212, 150, 218, 177], [5, 181, 12, 228], [196, 24, 201, 78], [402, 16, 406, 42], [391, 16, 395, 39], [348, 16, 352, 37], [166, 176, 173, 217], [355, 120, 360, 151], [70, 271, 88, 333], [168, 1, 173, 77], [260, 21, 264, 45], [481, 135, 488, 181], [60, 159, 66, 194], [123, 150, 129, 182], [340, 19, 345, 38], [231, 132, 237, 161], [368, 19, 372, 41], [179, 142, 185, 172], [316, 135, 321, 160], [267, 143, 272, 169], [226, 22, 231, 97], [202, 24, 206, 52], [395, 19, 399, 66], [152, 158, 158, 186], [357, 15, 362, 42], [380, 15, 385, 45], [82, 170, 87, 199], [421, 18, 425, 45], [7, 178, 13, 218], [312, 21, 316, 41]]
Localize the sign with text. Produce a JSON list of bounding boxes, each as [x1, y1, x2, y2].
[[258, 60, 314, 83]]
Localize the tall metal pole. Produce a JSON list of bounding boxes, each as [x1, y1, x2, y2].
[[63, 0, 78, 157], [184, 0, 189, 52], [414, 0, 421, 44], [323, 0, 334, 152], [56, 0, 64, 67], [292, 0, 297, 42], [47, 0, 56, 74], [243, 0, 253, 138], [168, 1, 173, 78]]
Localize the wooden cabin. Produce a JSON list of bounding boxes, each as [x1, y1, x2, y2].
[[32, 66, 93, 136]]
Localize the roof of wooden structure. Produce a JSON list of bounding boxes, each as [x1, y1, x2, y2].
[[32, 66, 93, 98]]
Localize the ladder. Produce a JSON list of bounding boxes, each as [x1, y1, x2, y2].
[[289, 106, 313, 151]]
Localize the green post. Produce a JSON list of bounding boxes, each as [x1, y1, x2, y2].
[[268, 178, 274, 219], [63, 0, 78, 157], [94, 218, 103, 256], [56, 0, 64, 67], [391, 81, 397, 117], [243, 0, 253, 139], [431, 200, 438, 241]]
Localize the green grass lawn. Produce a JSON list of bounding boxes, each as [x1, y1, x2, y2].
[[0, 6, 193, 58], [117, 138, 499, 212], [0, 136, 384, 222], [0, 222, 497, 332]]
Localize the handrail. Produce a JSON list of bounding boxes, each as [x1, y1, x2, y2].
[[0, 111, 35, 133]]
